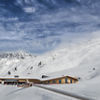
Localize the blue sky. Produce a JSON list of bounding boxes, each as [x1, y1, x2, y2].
[[0, 0, 100, 54]]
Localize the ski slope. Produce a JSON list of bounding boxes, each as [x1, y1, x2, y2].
[[0, 31, 100, 100], [0, 85, 79, 100]]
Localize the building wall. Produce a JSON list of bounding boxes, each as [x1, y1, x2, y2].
[[0, 76, 78, 85], [61, 78, 65, 84], [56, 80, 59, 84], [18, 79, 26, 83], [42, 77, 78, 84], [28, 79, 41, 84], [67, 78, 71, 83]]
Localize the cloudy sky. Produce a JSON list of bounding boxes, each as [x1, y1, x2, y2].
[[0, 0, 100, 54]]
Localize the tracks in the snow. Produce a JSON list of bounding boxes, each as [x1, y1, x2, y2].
[[33, 84, 95, 100]]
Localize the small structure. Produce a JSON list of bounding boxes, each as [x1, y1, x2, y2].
[[4, 79, 18, 85], [42, 75, 49, 78], [0, 78, 41, 86], [0, 79, 2, 84], [41, 76, 78, 84], [27, 79, 41, 84], [14, 75, 19, 78]]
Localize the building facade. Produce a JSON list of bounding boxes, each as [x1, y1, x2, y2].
[[41, 76, 78, 84], [0, 76, 78, 86]]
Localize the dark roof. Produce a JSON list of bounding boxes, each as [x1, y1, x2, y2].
[[41, 76, 78, 82], [4, 79, 18, 82]]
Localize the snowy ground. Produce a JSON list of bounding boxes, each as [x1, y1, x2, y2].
[[0, 31, 100, 100], [0, 85, 78, 100]]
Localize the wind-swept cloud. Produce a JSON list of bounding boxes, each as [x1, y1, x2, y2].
[[0, 0, 100, 54]]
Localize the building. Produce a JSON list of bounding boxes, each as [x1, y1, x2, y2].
[[41, 76, 78, 84], [0, 75, 78, 86], [0, 78, 41, 85]]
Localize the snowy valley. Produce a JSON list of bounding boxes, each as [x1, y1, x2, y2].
[[0, 32, 100, 100]]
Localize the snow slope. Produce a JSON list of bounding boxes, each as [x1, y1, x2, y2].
[[0, 31, 100, 99], [0, 85, 79, 100]]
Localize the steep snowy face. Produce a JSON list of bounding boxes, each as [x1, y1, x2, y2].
[[0, 32, 100, 78], [0, 52, 35, 77]]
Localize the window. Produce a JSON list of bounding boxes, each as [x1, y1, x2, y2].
[[70, 79, 72, 83], [59, 80, 61, 84], [53, 80, 56, 83], [65, 78, 68, 83], [48, 81, 50, 84]]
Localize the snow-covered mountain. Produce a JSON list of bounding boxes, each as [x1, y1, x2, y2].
[[1, 0, 100, 100], [0, 31, 100, 80], [0, 31, 100, 99]]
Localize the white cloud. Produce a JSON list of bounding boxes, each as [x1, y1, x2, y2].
[[23, 7, 36, 13]]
